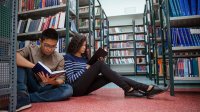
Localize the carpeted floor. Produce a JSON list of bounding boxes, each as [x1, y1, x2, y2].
[[22, 88, 200, 112]]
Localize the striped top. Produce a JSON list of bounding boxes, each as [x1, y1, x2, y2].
[[64, 54, 87, 83]]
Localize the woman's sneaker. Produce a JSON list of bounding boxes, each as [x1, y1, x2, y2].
[[146, 85, 169, 98], [125, 90, 145, 97]]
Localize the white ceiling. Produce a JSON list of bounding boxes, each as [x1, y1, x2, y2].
[[97, 0, 146, 17]]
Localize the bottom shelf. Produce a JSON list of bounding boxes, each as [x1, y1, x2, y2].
[[135, 72, 147, 75], [174, 77, 200, 81], [118, 72, 135, 76]]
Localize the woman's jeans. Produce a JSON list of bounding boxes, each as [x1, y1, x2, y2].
[[17, 67, 73, 103]]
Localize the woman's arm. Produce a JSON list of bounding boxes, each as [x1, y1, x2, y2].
[[64, 59, 87, 83]]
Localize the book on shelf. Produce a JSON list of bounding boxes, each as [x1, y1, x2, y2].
[[18, 0, 68, 13], [169, 0, 200, 17], [87, 47, 108, 65], [32, 61, 65, 82]]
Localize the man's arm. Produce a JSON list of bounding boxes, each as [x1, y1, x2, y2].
[[54, 59, 65, 85], [16, 52, 35, 68]]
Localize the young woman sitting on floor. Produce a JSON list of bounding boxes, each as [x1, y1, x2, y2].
[[63, 35, 168, 98]]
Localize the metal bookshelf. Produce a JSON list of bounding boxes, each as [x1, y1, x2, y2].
[[79, 0, 95, 56], [133, 20, 148, 76], [94, 1, 109, 52], [17, 0, 79, 52], [144, 0, 157, 81], [157, 0, 200, 96], [0, 0, 17, 111], [108, 25, 135, 75]]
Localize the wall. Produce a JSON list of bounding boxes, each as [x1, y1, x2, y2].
[[108, 13, 144, 26], [98, 0, 145, 17]]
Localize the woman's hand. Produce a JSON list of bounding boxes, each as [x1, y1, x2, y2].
[[86, 64, 90, 69], [37, 72, 57, 84], [98, 57, 105, 61]]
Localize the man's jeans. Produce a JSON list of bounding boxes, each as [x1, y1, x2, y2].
[[17, 67, 73, 103]]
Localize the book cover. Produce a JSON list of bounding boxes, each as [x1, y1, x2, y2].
[[87, 48, 108, 65], [32, 61, 65, 81]]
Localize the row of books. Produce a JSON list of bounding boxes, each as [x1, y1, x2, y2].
[[174, 58, 200, 77], [109, 42, 133, 49], [17, 12, 78, 33], [109, 34, 133, 41], [79, 19, 100, 28], [79, 6, 101, 16], [18, 0, 66, 12], [110, 50, 133, 57], [136, 49, 146, 55], [17, 37, 67, 53], [109, 27, 132, 34], [135, 34, 145, 40], [135, 26, 144, 33], [136, 42, 145, 48], [18, 0, 76, 14], [171, 28, 200, 47], [110, 58, 134, 65], [169, 0, 200, 17], [17, 40, 40, 49], [136, 66, 147, 72], [94, 29, 108, 39]]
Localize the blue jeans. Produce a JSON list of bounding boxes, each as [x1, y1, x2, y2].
[[17, 67, 73, 103]]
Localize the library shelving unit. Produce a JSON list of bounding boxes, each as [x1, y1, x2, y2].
[[157, 0, 200, 95], [17, 0, 79, 53], [79, 0, 95, 56], [144, 0, 158, 81], [149, 0, 165, 85], [108, 25, 135, 75], [143, 4, 150, 78], [133, 20, 148, 75], [102, 10, 109, 64], [0, 0, 17, 111], [94, 0, 103, 52], [93, 5, 109, 63], [102, 10, 109, 52], [79, 0, 108, 57], [144, 0, 169, 86], [94, 0, 109, 53]]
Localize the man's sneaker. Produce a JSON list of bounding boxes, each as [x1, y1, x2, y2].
[[0, 97, 9, 112], [0, 91, 32, 112], [16, 91, 32, 112]]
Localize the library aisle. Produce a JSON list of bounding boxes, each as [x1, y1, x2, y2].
[[1, 0, 200, 112]]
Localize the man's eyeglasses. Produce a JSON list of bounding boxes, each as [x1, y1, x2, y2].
[[43, 43, 57, 49]]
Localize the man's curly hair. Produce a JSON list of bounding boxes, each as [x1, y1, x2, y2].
[[67, 35, 87, 55]]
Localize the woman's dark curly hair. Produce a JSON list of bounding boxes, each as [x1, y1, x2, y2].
[[67, 35, 87, 55]]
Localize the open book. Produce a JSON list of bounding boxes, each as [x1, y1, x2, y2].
[[32, 61, 65, 81], [87, 48, 108, 65]]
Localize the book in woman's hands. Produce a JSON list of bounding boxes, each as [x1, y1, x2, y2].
[[32, 61, 65, 81], [87, 48, 108, 65]]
